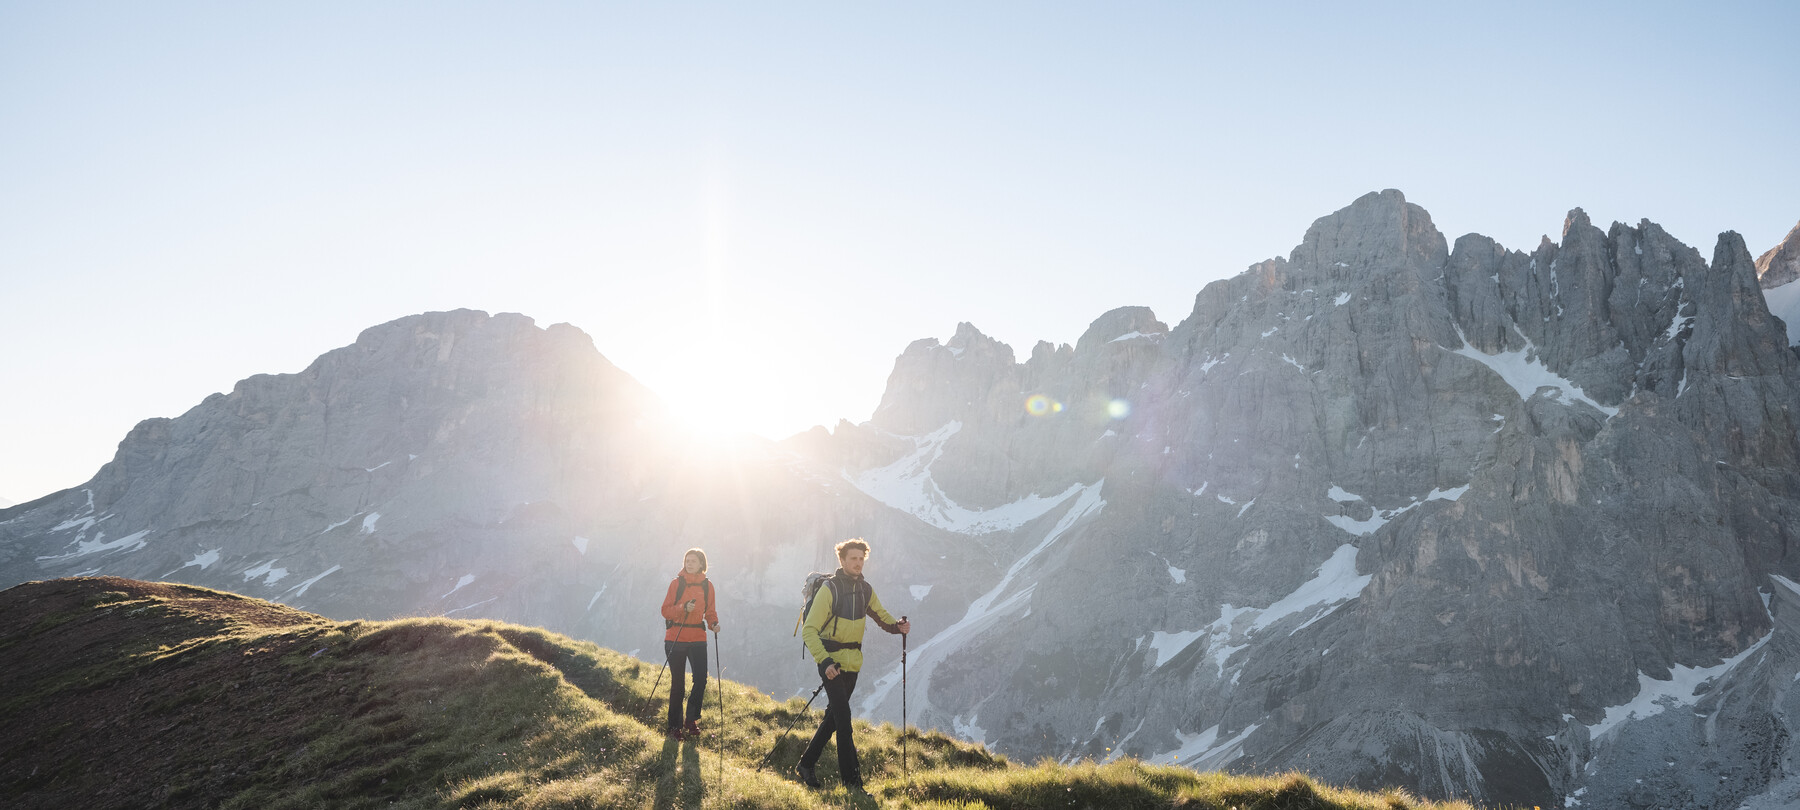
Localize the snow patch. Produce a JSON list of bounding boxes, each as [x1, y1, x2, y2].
[[1151, 548, 1369, 675], [180, 548, 222, 571], [445, 596, 499, 616], [1335, 292, 1351, 306], [1147, 629, 1208, 667], [322, 516, 356, 535], [859, 481, 1107, 719], [1109, 331, 1153, 343], [1249, 544, 1371, 635], [1151, 723, 1261, 768], [360, 513, 381, 534], [284, 565, 342, 599], [1763, 279, 1800, 347], [1587, 631, 1771, 740], [242, 560, 289, 586], [37, 529, 152, 561], [953, 713, 988, 744], [1451, 325, 1618, 417], [442, 574, 476, 599], [572, 536, 590, 555], [1324, 485, 1469, 536], [586, 588, 606, 611], [910, 584, 933, 601], [846, 422, 1089, 534]]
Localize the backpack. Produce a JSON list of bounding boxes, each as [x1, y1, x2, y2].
[[793, 571, 836, 638], [792, 571, 872, 641], [664, 576, 713, 630]]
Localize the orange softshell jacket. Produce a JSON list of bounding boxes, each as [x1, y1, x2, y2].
[[660, 571, 717, 643]]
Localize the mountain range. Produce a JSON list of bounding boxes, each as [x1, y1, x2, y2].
[[4, 190, 1799, 810]]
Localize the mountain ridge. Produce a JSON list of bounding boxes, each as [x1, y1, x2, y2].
[[4, 190, 1799, 808], [0, 575, 1472, 810]]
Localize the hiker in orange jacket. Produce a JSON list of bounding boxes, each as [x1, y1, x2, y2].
[[660, 547, 720, 740]]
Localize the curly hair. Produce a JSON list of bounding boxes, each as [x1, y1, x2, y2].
[[834, 538, 870, 559]]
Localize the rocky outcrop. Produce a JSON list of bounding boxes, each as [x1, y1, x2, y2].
[[5, 193, 1799, 809], [1757, 221, 1800, 352], [1758, 220, 1800, 287]]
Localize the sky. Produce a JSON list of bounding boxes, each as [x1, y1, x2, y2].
[[2, 2, 1797, 505]]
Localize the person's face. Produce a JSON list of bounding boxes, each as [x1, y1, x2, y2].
[[684, 554, 702, 575], [840, 548, 866, 577]]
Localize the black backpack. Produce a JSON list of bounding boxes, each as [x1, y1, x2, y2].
[[792, 571, 872, 640], [664, 576, 713, 630]]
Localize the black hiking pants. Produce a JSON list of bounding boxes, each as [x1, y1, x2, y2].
[[664, 639, 708, 730], [799, 663, 861, 787]]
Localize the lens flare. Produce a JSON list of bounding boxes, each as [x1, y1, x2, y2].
[[1025, 394, 1064, 417], [1107, 399, 1131, 419]]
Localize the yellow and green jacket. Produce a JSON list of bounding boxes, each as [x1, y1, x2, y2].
[[801, 569, 901, 673]]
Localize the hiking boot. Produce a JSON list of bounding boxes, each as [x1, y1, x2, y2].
[[682, 720, 701, 738], [795, 762, 819, 788], [665, 726, 685, 741]]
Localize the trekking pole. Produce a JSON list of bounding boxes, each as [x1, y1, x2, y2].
[[647, 659, 668, 720], [901, 615, 909, 782], [713, 626, 724, 803], [757, 680, 827, 771]]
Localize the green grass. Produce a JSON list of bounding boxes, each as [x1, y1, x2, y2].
[[0, 578, 1483, 810]]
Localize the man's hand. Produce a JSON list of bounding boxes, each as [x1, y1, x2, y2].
[[897, 619, 912, 635], [684, 599, 697, 613], [709, 621, 720, 633], [824, 663, 841, 680]]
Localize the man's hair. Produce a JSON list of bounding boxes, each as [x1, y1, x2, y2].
[[835, 538, 870, 559], [684, 547, 708, 573]]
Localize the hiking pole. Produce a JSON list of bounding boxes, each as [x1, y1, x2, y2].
[[757, 679, 827, 771], [713, 626, 724, 803], [647, 659, 668, 720], [901, 615, 909, 783]]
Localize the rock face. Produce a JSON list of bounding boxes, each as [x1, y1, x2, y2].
[[1757, 221, 1800, 351], [1759, 220, 1800, 287], [5, 192, 1800, 809]]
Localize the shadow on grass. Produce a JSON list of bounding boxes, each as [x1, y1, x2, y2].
[[650, 737, 707, 810]]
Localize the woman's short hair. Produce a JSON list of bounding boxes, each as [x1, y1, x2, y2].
[[835, 538, 870, 559], [684, 547, 708, 573]]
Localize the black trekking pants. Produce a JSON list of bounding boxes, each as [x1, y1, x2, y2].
[[664, 639, 708, 730], [800, 663, 861, 787]]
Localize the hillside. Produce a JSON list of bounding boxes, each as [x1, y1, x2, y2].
[[0, 576, 1474, 810]]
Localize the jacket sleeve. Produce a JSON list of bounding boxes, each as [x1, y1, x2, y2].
[[867, 589, 902, 634], [800, 584, 835, 666], [659, 579, 686, 623], [705, 581, 719, 627]]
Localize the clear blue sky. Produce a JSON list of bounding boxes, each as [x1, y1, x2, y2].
[[3, 1, 1796, 504]]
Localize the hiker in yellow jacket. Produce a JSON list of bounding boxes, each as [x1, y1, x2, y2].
[[796, 538, 909, 793]]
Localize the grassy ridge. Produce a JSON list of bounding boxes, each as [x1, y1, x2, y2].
[[0, 578, 1479, 809]]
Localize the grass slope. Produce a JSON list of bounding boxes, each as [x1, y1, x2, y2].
[[0, 577, 1482, 810]]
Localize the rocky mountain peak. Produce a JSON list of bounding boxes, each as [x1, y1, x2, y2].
[[1075, 306, 1168, 353], [1562, 206, 1592, 238], [870, 322, 1019, 435], [1289, 188, 1448, 277], [1758, 220, 1800, 288]]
